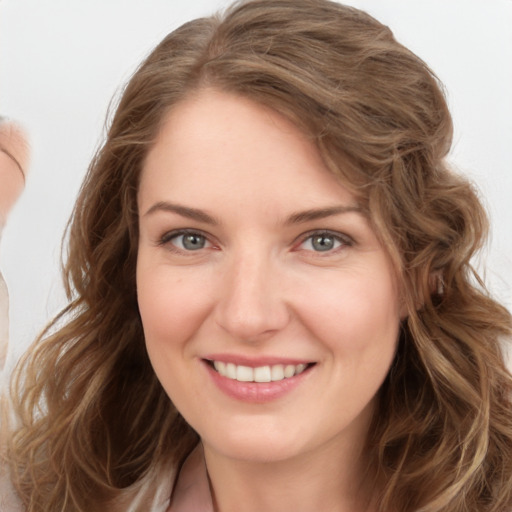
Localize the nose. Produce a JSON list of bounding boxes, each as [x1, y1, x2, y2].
[[214, 251, 291, 343]]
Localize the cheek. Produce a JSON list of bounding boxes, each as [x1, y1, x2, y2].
[[136, 264, 211, 403], [136, 263, 213, 352], [294, 268, 401, 355]]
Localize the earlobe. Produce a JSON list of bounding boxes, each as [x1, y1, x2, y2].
[[398, 269, 444, 320], [399, 307, 408, 321], [429, 270, 444, 296], [397, 287, 412, 320]]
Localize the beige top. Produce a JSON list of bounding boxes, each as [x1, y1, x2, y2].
[[0, 444, 212, 511], [168, 443, 213, 511]]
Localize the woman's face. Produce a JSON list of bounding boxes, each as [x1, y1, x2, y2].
[[137, 89, 403, 464]]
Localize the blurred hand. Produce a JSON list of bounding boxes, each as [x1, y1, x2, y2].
[[0, 118, 29, 369], [0, 118, 29, 225]]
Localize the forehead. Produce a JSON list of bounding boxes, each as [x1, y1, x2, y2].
[[138, 89, 359, 214]]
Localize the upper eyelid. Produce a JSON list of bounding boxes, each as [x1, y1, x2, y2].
[[296, 229, 354, 245], [158, 228, 212, 245]]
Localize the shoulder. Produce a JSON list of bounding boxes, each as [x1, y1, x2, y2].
[[0, 458, 177, 512], [106, 460, 179, 512], [168, 443, 213, 512]]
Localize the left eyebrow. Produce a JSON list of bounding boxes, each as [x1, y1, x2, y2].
[[285, 205, 365, 225], [143, 201, 219, 225]]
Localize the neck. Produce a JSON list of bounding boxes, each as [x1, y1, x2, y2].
[[203, 435, 376, 512]]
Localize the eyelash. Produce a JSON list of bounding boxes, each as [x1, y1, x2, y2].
[[295, 230, 354, 254], [157, 229, 354, 254], [157, 229, 213, 252]]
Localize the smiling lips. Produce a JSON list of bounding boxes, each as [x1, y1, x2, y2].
[[204, 357, 315, 402], [212, 361, 310, 383]]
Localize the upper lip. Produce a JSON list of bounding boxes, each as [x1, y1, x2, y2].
[[202, 354, 315, 367]]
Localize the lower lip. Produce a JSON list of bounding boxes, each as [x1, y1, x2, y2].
[[203, 361, 312, 403]]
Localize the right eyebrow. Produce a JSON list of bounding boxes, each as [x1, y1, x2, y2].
[[143, 201, 219, 225], [285, 205, 365, 225]]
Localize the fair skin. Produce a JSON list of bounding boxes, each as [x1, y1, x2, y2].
[[137, 89, 403, 512], [0, 120, 28, 368], [0, 121, 27, 225]]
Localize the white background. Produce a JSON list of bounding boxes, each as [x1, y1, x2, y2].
[[1, 0, 511, 367]]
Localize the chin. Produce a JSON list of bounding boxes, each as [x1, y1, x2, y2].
[[208, 436, 305, 464], [198, 416, 328, 465]]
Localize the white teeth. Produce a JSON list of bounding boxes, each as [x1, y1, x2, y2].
[[270, 364, 284, 381], [295, 363, 307, 374], [236, 365, 254, 382], [212, 361, 309, 382], [226, 362, 237, 379], [284, 364, 296, 378], [254, 366, 271, 382], [213, 361, 226, 374]]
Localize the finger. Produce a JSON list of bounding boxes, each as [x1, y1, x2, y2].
[[0, 117, 30, 179]]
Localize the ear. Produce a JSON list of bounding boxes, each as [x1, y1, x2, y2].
[[399, 269, 444, 320], [429, 270, 444, 296], [399, 302, 409, 321], [397, 284, 412, 320]]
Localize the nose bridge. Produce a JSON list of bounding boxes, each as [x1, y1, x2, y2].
[[215, 245, 289, 341]]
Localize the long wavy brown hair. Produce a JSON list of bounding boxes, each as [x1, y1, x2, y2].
[[6, 1, 512, 510]]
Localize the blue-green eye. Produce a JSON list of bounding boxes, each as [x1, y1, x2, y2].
[[299, 231, 349, 252], [165, 231, 210, 251]]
